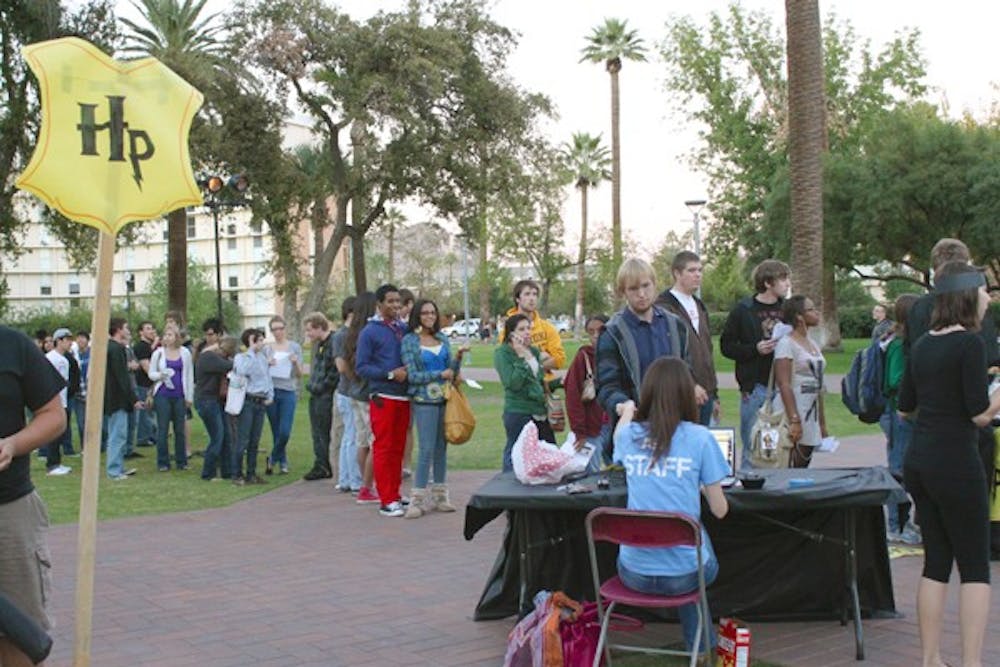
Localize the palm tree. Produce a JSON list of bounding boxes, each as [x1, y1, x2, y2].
[[121, 0, 224, 317], [562, 132, 610, 331], [784, 0, 825, 322], [580, 18, 646, 270]]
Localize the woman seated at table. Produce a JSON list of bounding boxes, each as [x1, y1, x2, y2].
[[613, 357, 729, 654], [495, 313, 558, 472]]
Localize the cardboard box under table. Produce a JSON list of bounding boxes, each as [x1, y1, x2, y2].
[[463, 467, 905, 660]]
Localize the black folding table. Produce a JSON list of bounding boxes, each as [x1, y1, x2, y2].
[[464, 467, 906, 661]]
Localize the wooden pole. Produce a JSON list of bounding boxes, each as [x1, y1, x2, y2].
[[73, 230, 115, 666]]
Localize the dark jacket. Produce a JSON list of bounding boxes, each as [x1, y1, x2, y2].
[[194, 349, 233, 400], [307, 329, 340, 396], [596, 305, 690, 422], [104, 339, 134, 414], [657, 289, 718, 396], [720, 296, 784, 393]]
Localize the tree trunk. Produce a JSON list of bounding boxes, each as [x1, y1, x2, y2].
[[387, 217, 395, 283], [312, 200, 325, 272], [575, 183, 589, 333], [609, 63, 622, 269], [785, 0, 825, 311], [297, 198, 348, 319], [351, 230, 367, 293], [166, 208, 188, 316]]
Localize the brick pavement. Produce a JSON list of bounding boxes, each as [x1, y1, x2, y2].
[[43, 435, 1000, 666]]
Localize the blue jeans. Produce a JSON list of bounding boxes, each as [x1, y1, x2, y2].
[[413, 402, 448, 488], [698, 396, 716, 428], [62, 399, 78, 454], [618, 555, 720, 653], [739, 384, 768, 471], [336, 393, 361, 489], [266, 388, 297, 467], [502, 412, 556, 473], [234, 398, 267, 479], [882, 407, 914, 531], [105, 409, 129, 478], [197, 397, 232, 480], [135, 387, 157, 445], [71, 396, 86, 448], [154, 394, 188, 469]]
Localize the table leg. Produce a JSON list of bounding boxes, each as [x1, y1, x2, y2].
[[846, 509, 864, 660], [518, 514, 531, 616]]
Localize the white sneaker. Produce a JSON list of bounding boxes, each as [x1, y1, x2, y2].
[[47, 465, 72, 476], [109, 474, 129, 481], [379, 501, 405, 517]]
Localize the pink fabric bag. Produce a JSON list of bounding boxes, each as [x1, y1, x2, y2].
[[559, 601, 644, 667]]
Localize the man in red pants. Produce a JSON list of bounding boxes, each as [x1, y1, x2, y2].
[[355, 284, 411, 517]]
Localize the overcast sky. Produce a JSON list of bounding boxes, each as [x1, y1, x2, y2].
[[110, 0, 999, 253]]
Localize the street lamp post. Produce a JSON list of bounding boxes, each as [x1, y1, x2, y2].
[[125, 273, 135, 328], [459, 234, 471, 346], [684, 199, 707, 257], [684, 199, 707, 298], [201, 174, 249, 328]]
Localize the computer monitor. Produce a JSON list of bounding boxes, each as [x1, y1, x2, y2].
[[709, 427, 737, 477]]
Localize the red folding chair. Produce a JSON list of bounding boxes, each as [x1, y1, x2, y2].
[[585, 507, 712, 667]]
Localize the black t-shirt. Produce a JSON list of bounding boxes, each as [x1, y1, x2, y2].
[[0, 326, 66, 504], [899, 331, 990, 471], [133, 339, 154, 387]]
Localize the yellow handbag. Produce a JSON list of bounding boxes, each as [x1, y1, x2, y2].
[[443, 382, 476, 445]]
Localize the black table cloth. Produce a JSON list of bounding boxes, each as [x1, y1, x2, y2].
[[465, 468, 904, 624]]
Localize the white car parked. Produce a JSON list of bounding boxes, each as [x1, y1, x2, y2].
[[441, 318, 481, 338]]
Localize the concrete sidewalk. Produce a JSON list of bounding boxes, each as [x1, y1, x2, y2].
[[42, 439, 1000, 666]]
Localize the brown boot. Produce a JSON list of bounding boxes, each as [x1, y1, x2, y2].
[[431, 484, 456, 512], [404, 488, 426, 519]]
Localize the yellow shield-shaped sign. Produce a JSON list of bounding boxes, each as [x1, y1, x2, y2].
[[15, 37, 204, 235]]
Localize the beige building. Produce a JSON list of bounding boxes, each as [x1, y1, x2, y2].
[[4, 119, 351, 328]]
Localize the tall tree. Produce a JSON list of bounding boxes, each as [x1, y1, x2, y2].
[[232, 0, 549, 315], [661, 4, 926, 344], [784, 0, 825, 321], [562, 132, 610, 330], [120, 0, 225, 317], [580, 18, 647, 270]]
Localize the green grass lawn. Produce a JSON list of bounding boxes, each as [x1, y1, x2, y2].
[[34, 374, 880, 524]]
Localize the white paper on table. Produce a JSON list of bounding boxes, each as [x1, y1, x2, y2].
[[559, 431, 596, 469], [817, 436, 840, 453], [771, 323, 793, 341], [464, 378, 483, 390], [269, 351, 292, 379]]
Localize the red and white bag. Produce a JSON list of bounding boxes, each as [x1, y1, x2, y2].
[[511, 421, 585, 485]]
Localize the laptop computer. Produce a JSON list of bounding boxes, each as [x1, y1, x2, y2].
[[709, 427, 738, 487]]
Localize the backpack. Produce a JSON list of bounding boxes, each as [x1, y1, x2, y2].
[[841, 340, 886, 423]]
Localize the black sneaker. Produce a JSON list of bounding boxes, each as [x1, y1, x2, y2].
[[125, 451, 144, 459], [303, 467, 332, 481]]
